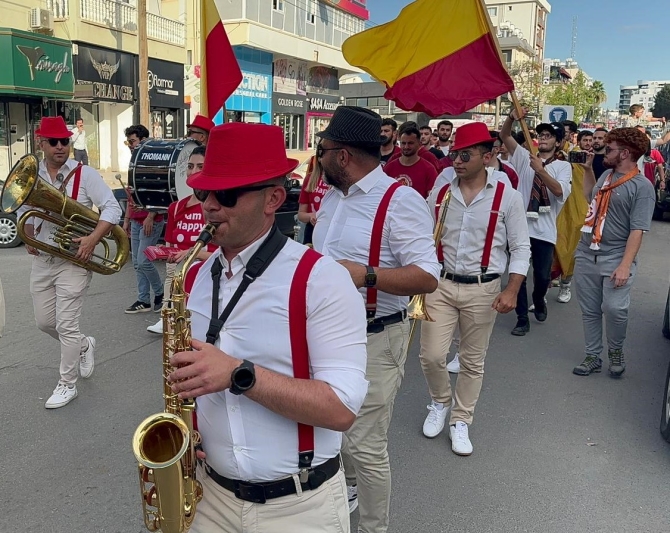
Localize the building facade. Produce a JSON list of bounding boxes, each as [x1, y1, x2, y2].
[[0, 0, 186, 173], [184, 0, 366, 151], [485, 0, 551, 61], [618, 80, 670, 115]]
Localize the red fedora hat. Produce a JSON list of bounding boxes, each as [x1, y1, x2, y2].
[[187, 114, 215, 133], [35, 116, 73, 138], [451, 122, 494, 152], [187, 123, 299, 190]]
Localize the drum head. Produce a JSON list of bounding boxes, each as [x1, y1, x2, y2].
[[174, 140, 199, 200]]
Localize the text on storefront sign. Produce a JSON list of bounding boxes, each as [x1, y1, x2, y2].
[[234, 72, 270, 99], [310, 97, 340, 112]]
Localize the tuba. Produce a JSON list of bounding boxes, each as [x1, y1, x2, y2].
[[132, 225, 215, 533], [0, 154, 129, 275]]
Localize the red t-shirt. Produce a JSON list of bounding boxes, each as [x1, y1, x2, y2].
[[165, 197, 217, 251], [384, 157, 438, 198], [125, 189, 164, 223], [644, 149, 664, 185], [299, 175, 330, 213], [387, 146, 441, 172]]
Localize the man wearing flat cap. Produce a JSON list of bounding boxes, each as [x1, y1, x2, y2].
[[312, 106, 441, 533], [168, 122, 369, 532]]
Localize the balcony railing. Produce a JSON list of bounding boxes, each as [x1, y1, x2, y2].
[[80, 0, 138, 33], [46, 0, 69, 20], [147, 12, 185, 46]]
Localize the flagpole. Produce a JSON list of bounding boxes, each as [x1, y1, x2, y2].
[[479, 0, 538, 155]]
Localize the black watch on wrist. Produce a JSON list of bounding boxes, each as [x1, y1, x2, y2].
[[230, 359, 256, 395], [364, 266, 377, 288]]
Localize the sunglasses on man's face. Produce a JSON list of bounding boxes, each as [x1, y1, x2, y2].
[[46, 138, 70, 147], [448, 150, 476, 162], [188, 129, 206, 137], [193, 184, 276, 208]]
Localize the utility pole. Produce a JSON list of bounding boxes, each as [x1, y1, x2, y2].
[[138, 0, 150, 127], [571, 16, 578, 60]]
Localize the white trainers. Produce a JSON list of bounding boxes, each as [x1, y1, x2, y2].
[[147, 320, 163, 334], [449, 421, 473, 456], [347, 485, 358, 513], [423, 400, 449, 438], [447, 352, 460, 373], [79, 336, 95, 379], [528, 297, 548, 312], [557, 284, 572, 303], [45, 382, 78, 409]]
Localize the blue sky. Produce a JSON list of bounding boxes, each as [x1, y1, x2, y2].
[[365, 0, 668, 109]]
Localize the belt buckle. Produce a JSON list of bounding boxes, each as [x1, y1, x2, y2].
[[235, 482, 267, 504]]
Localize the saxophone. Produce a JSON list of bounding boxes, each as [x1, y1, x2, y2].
[[132, 224, 216, 533]]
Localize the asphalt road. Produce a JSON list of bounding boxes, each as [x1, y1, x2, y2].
[[1, 221, 670, 533]]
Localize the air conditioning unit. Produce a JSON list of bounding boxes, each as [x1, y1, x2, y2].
[[30, 8, 53, 30]]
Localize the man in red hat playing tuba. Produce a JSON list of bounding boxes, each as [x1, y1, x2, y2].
[[19, 116, 122, 409], [167, 122, 369, 532]]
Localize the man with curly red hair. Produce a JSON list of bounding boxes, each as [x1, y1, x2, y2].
[[573, 127, 655, 378]]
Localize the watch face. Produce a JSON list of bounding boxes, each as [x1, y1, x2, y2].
[[235, 368, 254, 389]]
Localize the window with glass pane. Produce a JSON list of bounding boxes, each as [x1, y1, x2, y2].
[[356, 98, 368, 107]]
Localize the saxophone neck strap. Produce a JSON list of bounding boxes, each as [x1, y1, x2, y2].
[[206, 225, 288, 345]]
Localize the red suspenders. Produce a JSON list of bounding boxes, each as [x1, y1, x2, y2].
[[70, 165, 83, 201], [435, 180, 506, 274], [366, 181, 402, 319]]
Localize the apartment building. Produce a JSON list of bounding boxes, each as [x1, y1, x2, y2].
[[619, 80, 670, 115], [485, 0, 551, 61], [184, 0, 367, 150], [0, 0, 186, 174]]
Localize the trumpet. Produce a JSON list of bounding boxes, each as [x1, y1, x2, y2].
[[407, 189, 452, 347]]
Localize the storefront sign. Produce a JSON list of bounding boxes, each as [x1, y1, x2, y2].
[[273, 94, 308, 114], [148, 58, 184, 109], [321, 0, 369, 20], [73, 43, 136, 103], [308, 94, 341, 114], [307, 66, 339, 95], [233, 71, 271, 99], [273, 58, 307, 96], [0, 28, 74, 98]]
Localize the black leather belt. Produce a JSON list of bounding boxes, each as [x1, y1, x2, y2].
[[367, 310, 407, 334], [205, 455, 341, 504], [440, 269, 501, 284]]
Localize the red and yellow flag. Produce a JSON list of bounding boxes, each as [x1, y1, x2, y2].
[[200, 0, 243, 119], [342, 0, 514, 116]]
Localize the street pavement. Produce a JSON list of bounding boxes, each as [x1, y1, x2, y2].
[[1, 221, 670, 533]]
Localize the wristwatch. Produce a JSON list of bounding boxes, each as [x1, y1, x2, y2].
[[364, 266, 377, 288], [230, 360, 256, 395]]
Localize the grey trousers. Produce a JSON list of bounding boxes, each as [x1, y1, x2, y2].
[[574, 253, 637, 357]]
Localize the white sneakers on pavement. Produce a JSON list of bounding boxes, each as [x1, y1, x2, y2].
[[147, 319, 163, 334], [449, 421, 473, 456], [423, 400, 450, 438], [347, 485, 358, 513], [557, 283, 572, 303], [79, 336, 95, 378], [447, 352, 460, 373], [45, 382, 78, 409]]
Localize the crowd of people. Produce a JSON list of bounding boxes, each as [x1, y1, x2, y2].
[[6, 99, 669, 533]]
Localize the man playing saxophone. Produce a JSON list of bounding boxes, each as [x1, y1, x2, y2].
[[167, 123, 369, 532], [20, 117, 121, 409]]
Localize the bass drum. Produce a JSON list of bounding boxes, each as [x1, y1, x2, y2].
[[129, 139, 199, 210]]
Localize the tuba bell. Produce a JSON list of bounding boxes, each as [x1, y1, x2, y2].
[[0, 154, 129, 275]]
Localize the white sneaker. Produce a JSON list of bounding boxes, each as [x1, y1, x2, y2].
[[45, 382, 78, 409], [447, 352, 460, 374], [528, 297, 548, 312], [449, 421, 473, 456], [347, 485, 358, 513], [422, 400, 449, 438], [79, 336, 95, 378], [557, 284, 572, 303], [147, 320, 163, 334]]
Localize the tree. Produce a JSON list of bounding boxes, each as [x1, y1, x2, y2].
[[544, 71, 603, 123], [652, 85, 670, 120], [588, 81, 607, 121], [507, 60, 546, 117]]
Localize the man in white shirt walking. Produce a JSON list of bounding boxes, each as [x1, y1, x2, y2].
[[70, 118, 89, 166], [501, 110, 572, 336], [313, 106, 440, 533], [17, 117, 121, 408], [420, 122, 530, 455], [168, 122, 369, 532]]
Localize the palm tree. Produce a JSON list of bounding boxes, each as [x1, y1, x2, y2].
[[589, 81, 607, 121]]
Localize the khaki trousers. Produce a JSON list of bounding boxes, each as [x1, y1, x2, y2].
[[419, 278, 500, 425], [191, 467, 350, 533], [341, 320, 409, 533], [30, 255, 92, 385]]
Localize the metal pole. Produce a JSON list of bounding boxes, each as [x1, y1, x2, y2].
[[138, 0, 150, 128]]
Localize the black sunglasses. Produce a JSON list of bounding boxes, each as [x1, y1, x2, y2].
[[316, 144, 342, 159], [193, 184, 276, 208], [448, 150, 474, 162], [187, 129, 205, 137], [47, 138, 70, 147]]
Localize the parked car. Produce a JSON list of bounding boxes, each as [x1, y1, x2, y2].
[[0, 211, 21, 248]]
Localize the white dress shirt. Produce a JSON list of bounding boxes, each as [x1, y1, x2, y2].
[[16, 158, 122, 248], [428, 171, 530, 277], [509, 145, 572, 244], [189, 236, 369, 482], [435, 166, 514, 190], [70, 128, 87, 150], [312, 166, 441, 318]]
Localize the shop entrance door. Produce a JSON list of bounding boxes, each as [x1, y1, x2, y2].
[[275, 114, 302, 150], [8, 102, 28, 168]]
